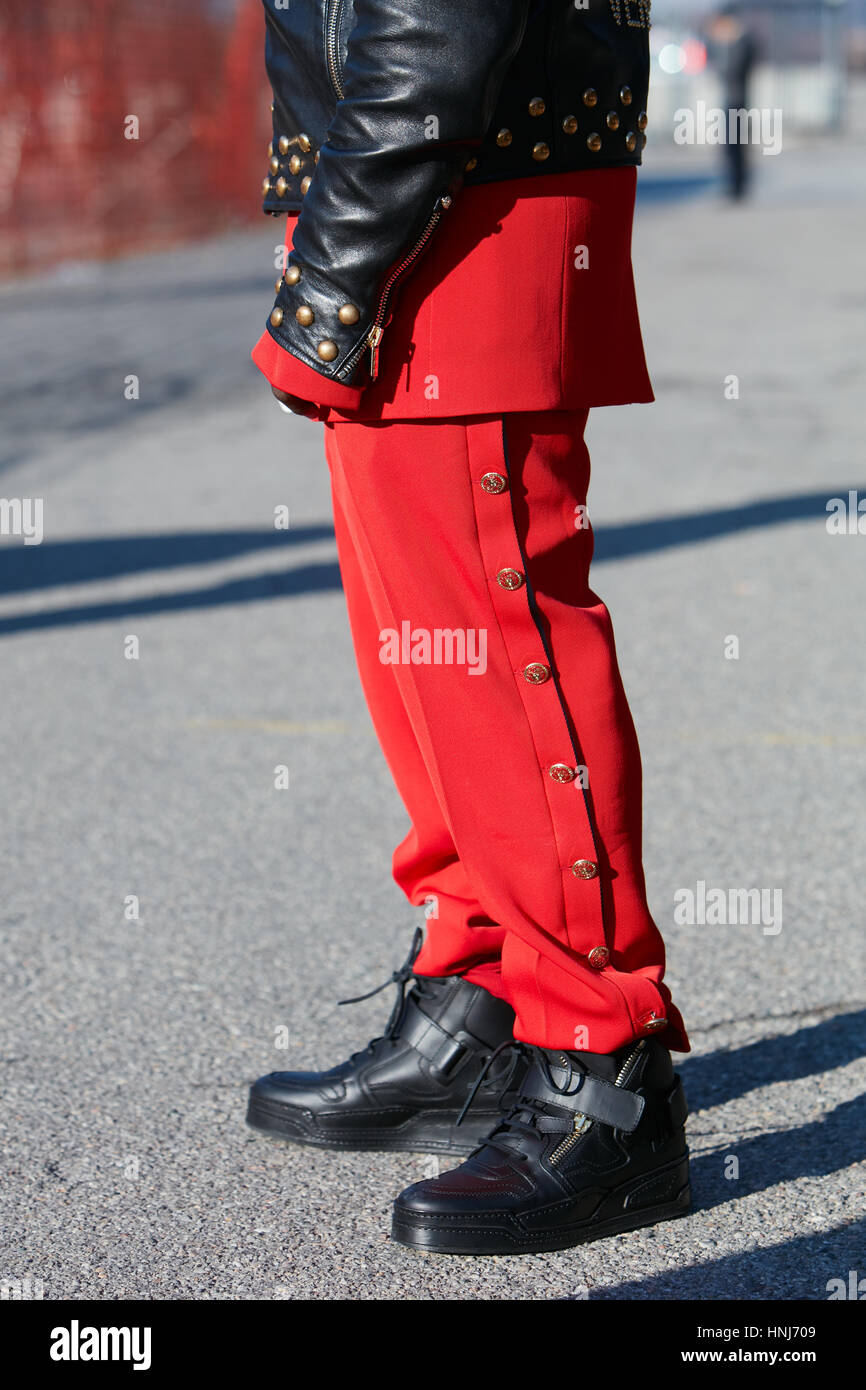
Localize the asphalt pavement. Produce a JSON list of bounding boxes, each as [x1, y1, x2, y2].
[[0, 129, 864, 1300]]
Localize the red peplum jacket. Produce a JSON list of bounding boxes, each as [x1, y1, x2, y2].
[[251, 166, 653, 423]]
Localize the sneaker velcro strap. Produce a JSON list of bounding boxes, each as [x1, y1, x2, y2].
[[399, 998, 469, 1074], [526, 1074, 645, 1134]]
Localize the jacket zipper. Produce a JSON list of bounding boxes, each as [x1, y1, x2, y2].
[[325, 0, 345, 99], [337, 194, 452, 382], [549, 1040, 646, 1167]]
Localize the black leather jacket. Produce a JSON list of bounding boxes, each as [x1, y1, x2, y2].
[[260, 0, 652, 391]]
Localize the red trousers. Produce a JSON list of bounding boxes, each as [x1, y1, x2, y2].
[[323, 410, 689, 1055]]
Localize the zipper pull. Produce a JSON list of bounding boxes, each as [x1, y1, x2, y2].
[[367, 325, 384, 380], [549, 1112, 592, 1167]]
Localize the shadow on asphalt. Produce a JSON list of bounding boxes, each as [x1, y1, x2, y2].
[[0, 526, 334, 595], [679, 1006, 866, 1112], [588, 1007, 866, 1300], [592, 1216, 866, 1300], [0, 487, 860, 635], [591, 489, 862, 562], [597, 1005, 866, 1300], [687, 1090, 865, 1211], [0, 560, 344, 634]]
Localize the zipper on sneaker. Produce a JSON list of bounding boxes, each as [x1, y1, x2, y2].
[[549, 1040, 646, 1166], [613, 1038, 646, 1088], [548, 1110, 592, 1165]]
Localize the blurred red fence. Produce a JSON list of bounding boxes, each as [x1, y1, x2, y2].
[[0, 0, 270, 277]]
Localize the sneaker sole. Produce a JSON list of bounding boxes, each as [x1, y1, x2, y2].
[[391, 1154, 691, 1254], [245, 1091, 497, 1156]]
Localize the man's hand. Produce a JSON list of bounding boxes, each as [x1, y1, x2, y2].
[[271, 385, 320, 419]]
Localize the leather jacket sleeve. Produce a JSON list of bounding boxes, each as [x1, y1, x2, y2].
[[263, 1, 531, 394]]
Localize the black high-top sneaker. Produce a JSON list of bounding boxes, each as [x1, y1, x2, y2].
[[246, 931, 521, 1155], [391, 1037, 690, 1253]]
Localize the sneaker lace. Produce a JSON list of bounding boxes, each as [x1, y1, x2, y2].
[[336, 927, 428, 1063], [456, 1044, 582, 1162]]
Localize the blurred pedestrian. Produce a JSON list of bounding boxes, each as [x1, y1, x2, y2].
[[706, 4, 761, 199]]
